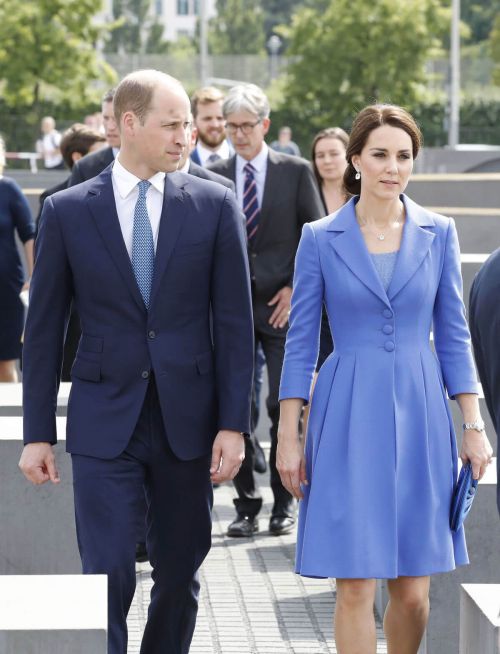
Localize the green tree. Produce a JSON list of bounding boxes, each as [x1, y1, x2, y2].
[[277, 0, 447, 134], [105, 0, 169, 54], [462, 0, 500, 44], [0, 0, 116, 113], [490, 14, 500, 86], [208, 0, 265, 55]]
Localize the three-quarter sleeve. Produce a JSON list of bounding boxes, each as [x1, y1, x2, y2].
[[433, 217, 478, 398], [279, 222, 324, 402], [8, 179, 35, 242]]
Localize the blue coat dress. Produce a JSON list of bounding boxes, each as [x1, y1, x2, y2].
[[279, 194, 478, 579]]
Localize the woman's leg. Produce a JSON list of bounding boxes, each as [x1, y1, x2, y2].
[[384, 576, 430, 654], [0, 360, 18, 382], [335, 578, 377, 654]]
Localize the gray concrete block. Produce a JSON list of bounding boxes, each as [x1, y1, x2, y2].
[[460, 584, 500, 654], [376, 460, 499, 654], [0, 417, 81, 574], [0, 382, 70, 416], [0, 575, 107, 654]]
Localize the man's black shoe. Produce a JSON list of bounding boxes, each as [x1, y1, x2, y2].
[[227, 515, 259, 537], [253, 437, 267, 474], [135, 542, 149, 563], [269, 515, 295, 536]]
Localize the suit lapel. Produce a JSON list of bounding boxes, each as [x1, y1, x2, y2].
[[387, 195, 436, 300], [148, 173, 189, 308], [86, 169, 146, 312], [328, 199, 391, 308]]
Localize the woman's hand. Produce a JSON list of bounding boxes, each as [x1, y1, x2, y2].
[[460, 429, 493, 481], [277, 425, 308, 500]]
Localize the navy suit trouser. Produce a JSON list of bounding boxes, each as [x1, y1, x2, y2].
[[72, 378, 213, 654]]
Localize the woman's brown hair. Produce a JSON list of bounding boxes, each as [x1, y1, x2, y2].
[[343, 104, 422, 196]]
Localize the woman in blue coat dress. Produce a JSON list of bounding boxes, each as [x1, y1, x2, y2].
[[277, 105, 493, 654]]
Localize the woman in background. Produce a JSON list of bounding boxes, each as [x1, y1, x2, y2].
[[0, 136, 35, 381], [311, 127, 349, 214]]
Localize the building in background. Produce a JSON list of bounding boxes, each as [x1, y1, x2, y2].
[[99, 0, 216, 43]]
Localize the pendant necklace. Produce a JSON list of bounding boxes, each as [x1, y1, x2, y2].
[[357, 207, 403, 241]]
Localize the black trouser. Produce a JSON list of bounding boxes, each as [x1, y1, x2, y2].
[[232, 298, 293, 518]]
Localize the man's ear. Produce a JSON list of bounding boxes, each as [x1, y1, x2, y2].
[[262, 117, 271, 136]]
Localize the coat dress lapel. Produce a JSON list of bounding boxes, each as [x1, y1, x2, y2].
[[386, 195, 436, 300], [327, 195, 436, 308]]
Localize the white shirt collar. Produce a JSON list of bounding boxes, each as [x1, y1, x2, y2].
[[236, 142, 268, 174], [112, 156, 165, 199], [197, 139, 231, 165]]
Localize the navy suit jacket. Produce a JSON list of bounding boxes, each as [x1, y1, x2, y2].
[[23, 167, 254, 461], [68, 146, 115, 186], [469, 248, 500, 513]]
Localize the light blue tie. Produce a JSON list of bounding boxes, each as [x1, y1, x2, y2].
[[132, 180, 154, 309]]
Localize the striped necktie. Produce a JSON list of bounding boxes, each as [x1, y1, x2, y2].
[[243, 162, 260, 243], [131, 180, 155, 309]]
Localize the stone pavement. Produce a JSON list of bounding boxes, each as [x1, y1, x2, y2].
[[127, 450, 388, 654]]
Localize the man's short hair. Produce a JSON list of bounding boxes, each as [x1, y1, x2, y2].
[[102, 88, 116, 104], [222, 84, 270, 121], [60, 123, 106, 169], [113, 69, 185, 126], [191, 86, 224, 118]]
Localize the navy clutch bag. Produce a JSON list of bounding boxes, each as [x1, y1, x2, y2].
[[450, 463, 478, 532]]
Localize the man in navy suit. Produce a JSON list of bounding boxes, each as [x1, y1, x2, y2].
[[469, 248, 500, 515], [20, 70, 254, 654]]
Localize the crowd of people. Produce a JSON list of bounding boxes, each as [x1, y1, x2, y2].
[[0, 68, 496, 654]]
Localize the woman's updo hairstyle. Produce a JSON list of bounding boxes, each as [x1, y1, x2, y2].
[[343, 104, 422, 196]]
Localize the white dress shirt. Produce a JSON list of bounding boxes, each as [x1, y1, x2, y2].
[[111, 157, 165, 256], [196, 139, 232, 167], [235, 142, 268, 210]]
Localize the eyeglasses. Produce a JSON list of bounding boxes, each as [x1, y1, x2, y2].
[[225, 120, 261, 135]]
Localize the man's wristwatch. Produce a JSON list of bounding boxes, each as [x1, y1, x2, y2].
[[462, 419, 485, 432]]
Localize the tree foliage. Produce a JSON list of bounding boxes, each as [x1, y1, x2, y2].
[[105, 0, 169, 54], [462, 0, 500, 43], [0, 0, 116, 112], [208, 0, 265, 55], [277, 0, 447, 133]]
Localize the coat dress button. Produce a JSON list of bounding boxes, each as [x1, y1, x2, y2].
[[383, 308, 393, 319], [384, 341, 395, 352], [382, 324, 394, 335]]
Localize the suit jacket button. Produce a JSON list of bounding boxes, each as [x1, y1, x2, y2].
[[384, 341, 395, 352], [383, 309, 393, 318], [148, 330, 156, 339], [142, 370, 150, 379], [382, 324, 394, 335]]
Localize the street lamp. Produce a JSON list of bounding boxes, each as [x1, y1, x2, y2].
[[267, 34, 282, 81], [449, 0, 460, 147]]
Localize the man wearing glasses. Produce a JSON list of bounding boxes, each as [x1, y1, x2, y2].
[[209, 83, 323, 537]]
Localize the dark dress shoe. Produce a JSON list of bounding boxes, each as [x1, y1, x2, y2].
[[269, 515, 295, 536], [227, 515, 259, 537], [253, 437, 267, 474], [135, 542, 149, 563]]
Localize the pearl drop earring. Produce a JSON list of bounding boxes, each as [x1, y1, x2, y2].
[[355, 170, 361, 180]]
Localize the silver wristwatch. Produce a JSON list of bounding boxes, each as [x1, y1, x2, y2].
[[462, 419, 485, 432]]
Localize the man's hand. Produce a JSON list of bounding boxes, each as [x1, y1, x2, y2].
[[210, 430, 245, 483], [19, 443, 60, 485], [268, 286, 292, 329]]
